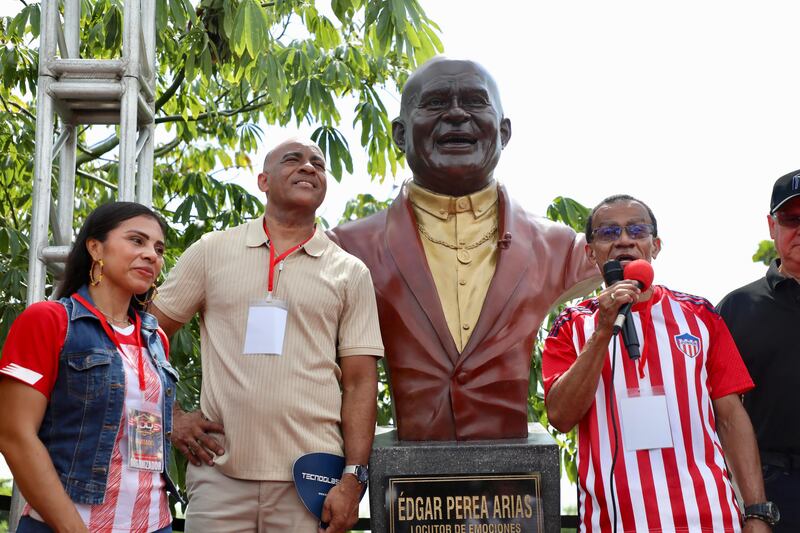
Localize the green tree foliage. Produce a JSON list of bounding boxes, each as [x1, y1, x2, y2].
[[752, 239, 777, 265], [0, 0, 441, 364], [533, 196, 596, 484], [337, 192, 394, 425]]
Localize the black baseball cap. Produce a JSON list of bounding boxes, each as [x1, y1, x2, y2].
[[771, 169, 800, 214]]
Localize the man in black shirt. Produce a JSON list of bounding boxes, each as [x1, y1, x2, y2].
[[718, 169, 800, 532]]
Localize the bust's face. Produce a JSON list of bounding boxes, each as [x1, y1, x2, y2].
[[394, 60, 511, 196]]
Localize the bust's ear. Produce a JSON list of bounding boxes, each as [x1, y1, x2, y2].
[[500, 118, 511, 148], [392, 118, 407, 153]]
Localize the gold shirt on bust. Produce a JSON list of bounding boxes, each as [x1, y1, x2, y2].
[[408, 181, 499, 352]]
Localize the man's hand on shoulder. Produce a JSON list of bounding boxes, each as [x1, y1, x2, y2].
[[171, 407, 225, 466], [318, 474, 362, 533]]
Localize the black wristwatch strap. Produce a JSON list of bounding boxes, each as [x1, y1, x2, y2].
[[743, 502, 779, 526]]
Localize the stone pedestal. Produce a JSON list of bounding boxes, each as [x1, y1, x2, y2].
[[369, 424, 560, 533]]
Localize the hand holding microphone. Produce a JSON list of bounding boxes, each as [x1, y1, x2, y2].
[[602, 259, 655, 360]]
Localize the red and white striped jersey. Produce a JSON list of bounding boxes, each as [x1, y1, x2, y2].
[[544, 286, 754, 533], [26, 323, 172, 532]]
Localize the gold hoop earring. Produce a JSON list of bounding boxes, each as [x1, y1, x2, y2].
[[89, 259, 104, 286], [135, 284, 158, 306]]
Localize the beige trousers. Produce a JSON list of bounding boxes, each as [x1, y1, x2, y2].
[[184, 462, 319, 532]]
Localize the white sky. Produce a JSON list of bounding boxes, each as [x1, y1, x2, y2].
[[258, 0, 800, 305], [423, 0, 800, 305]]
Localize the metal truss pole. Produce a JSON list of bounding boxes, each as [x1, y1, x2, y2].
[[12, 0, 157, 529]]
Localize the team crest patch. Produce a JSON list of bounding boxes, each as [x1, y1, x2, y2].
[[674, 332, 702, 358]]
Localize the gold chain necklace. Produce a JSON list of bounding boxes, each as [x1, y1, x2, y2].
[[417, 223, 498, 250], [97, 309, 132, 327]]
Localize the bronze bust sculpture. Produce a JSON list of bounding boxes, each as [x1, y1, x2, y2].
[[331, 58, 599, 440]]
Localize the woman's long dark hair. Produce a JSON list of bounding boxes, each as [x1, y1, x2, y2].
[[55, 202, 168, 310]]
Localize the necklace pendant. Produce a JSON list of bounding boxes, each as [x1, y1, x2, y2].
[[457, 249, 472, 264]]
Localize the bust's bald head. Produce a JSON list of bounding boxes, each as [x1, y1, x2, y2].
[[399, 57, 504, 118], [392, 57, 511, 196]]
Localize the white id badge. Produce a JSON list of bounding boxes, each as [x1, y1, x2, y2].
[[243, 299, 288, 355], [619, 387, 673, 452]]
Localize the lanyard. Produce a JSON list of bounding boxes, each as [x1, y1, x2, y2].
[[263, 218, 314, 297], [73, 294, 146, 391]]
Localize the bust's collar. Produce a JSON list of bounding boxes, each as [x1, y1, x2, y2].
[[407, 180, 498, 220]]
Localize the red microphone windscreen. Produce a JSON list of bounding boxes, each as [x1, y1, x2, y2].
[[623, 259, 654, 290]]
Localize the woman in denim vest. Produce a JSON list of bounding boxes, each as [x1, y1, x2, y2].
[[0, 202, 180, 533]]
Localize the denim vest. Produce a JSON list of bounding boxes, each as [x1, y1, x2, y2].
[[37, 286, 182, 505]]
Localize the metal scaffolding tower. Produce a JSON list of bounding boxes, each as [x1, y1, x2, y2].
[[11, 0, 157, 529]]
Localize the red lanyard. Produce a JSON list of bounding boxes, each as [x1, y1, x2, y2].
[[263, 218, 314, 295], [73, 294, 146, 391]]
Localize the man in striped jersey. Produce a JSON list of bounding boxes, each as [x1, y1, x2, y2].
[[543, 195, 772, 532]]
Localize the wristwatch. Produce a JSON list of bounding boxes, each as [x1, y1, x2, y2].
[[342, 464, 369, 485], [744, 502, 780, 526]]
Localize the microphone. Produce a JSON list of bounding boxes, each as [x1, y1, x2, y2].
[[602, 260, 624, 286], [613, 260, 655, 334], [602, 259, 655, 360], [498, 232, 512, 249]]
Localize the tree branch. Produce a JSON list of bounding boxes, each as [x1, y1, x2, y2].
[[155, 67, 186, 111], [154, 137, 182, 157], [0, 96, 12, 116], [1, 175, 21, 229], [76, 133, 183, 167], [214, 88, 232, 105], [154, 95, 270, 125], [76, 169, 117, 190], [209, 166, 238, 176], [76, 135, 119, 165], [273, 15, 292, 41], [2, 98, 35, 121], [165, 191, 181, 205]]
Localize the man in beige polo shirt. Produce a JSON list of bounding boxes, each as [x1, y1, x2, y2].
[[151, 138, 384, 532]]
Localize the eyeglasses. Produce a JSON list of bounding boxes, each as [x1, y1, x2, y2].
[[773, 213, 800, 229], [592, 223, 655, 242]]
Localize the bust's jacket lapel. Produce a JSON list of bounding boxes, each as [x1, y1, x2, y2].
[[385, 184, 460, 364]]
